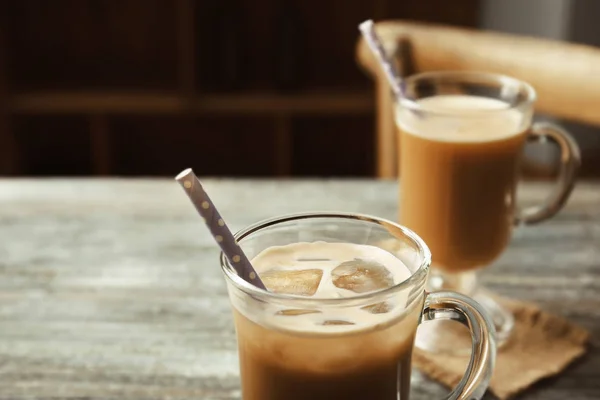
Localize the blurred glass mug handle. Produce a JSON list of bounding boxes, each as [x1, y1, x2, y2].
[[421, 291, 496, 400], [516, 122, 581, 225]]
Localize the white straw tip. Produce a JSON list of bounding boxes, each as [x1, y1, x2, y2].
[[175, 168, 193, 181], [359, 19, 374, 33]]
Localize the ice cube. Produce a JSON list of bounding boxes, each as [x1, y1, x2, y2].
[[276, 309, 321, 316], [321, 320, 355, 326], [331, 258, 394, 293], [261, 269, 323, 296], [362, 302, 392, 314]]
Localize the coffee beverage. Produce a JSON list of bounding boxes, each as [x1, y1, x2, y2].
[[222, 213, 498, 399], [231, 242, 421, 400], [397, 95, 528, 272]]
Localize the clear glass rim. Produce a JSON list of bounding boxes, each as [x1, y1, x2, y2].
[[398, 70, 537, 117], [219, 211, 432, 304]]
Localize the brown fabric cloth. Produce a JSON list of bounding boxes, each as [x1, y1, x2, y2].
[[413, 298, 590, 400]]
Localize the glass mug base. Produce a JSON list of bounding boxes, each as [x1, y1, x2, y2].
[[417, 268, 514, 356]]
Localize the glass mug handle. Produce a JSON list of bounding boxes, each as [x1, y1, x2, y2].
[[421, 291, 496, 400], [516, 122, 581, 225]]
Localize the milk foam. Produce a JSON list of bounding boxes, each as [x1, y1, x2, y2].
[[250, 242, 415, 334], [396, 94, 526, 142], [253, 242, 412, 298]]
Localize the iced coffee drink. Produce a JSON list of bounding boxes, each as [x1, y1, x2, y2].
[[234, 242, 420, 400], [221, 213, 496, 400]]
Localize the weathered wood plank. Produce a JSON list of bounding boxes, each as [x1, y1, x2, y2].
[[0, 179, 598, 399]]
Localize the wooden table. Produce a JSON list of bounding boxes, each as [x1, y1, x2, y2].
[[1, 179, 598, 399]]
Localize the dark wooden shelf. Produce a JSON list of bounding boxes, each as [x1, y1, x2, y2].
[[195, 91, 374, 115], [9, 92, 183, 114], [9, 90, 374, 115], [1, 0, 481, 176]]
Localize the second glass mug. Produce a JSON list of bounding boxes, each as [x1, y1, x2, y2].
[[395, 71, 581, 351], [221, 212, 496, 400]]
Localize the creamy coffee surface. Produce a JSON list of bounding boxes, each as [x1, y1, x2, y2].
[[397, 94, 525, 142], [246, 242, 414, 334]]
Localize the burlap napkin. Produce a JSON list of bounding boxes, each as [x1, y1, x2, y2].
[[413, 298, 590, 399]]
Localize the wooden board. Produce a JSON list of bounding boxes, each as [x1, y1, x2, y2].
[[0, 179, 598, 399]]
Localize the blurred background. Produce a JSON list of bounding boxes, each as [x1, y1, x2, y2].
[[1, 0, 599, 178]]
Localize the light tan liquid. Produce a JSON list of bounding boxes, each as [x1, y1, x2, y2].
[[397, 95, 528, 272], [231, 242, 421, 400]]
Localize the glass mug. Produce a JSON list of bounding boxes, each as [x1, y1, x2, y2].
[[221, 212, 496, 400], [395, 71, 580, 351]]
